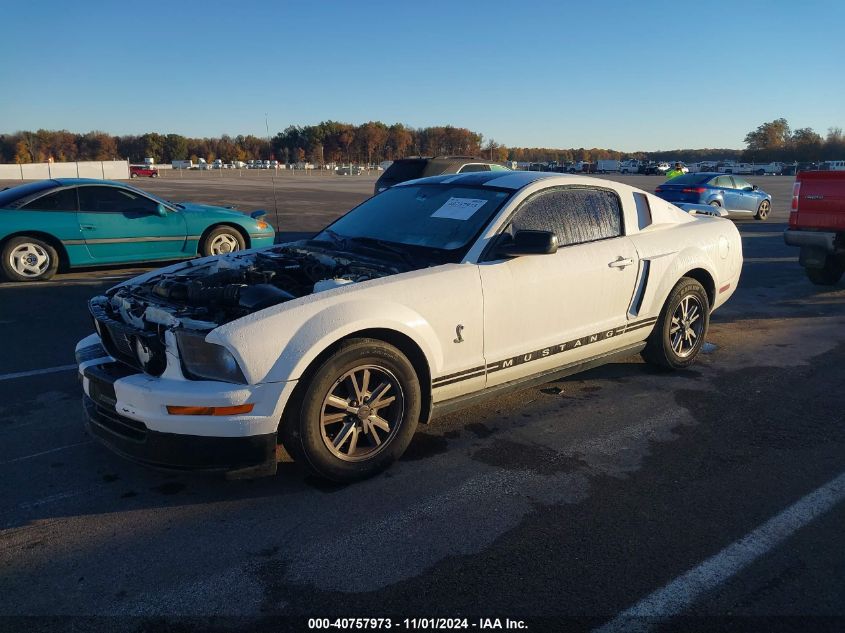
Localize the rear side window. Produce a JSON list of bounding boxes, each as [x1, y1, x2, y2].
[[714, 176, 735, 188], [508, 187, 623, 247], [0, 181, 58, 208], [22, 188, 79, 211], [633, 193, 652, 230]]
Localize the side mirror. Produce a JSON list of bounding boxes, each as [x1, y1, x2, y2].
[[250, 210, 268, 220], [752, 184, 759, 191], [494, 230, 558, 257], [156, 203, 168, 217]]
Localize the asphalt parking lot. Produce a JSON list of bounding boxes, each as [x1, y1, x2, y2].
[[1, 173, 843, 631]]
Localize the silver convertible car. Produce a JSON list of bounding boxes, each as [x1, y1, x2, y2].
[[76, 171, 742, 481]]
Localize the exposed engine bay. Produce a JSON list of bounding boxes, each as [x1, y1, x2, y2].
[[92, 244, 404, 332]]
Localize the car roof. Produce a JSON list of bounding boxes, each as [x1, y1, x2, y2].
[[396, 170, 586, 191], [53, 178, 125, 186]]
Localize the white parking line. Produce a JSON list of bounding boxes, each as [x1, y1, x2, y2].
[[0, 364, 77, 382], [18, 488, 93, 510], [595, 470, 845, 633], [0, 440, 93, 466]]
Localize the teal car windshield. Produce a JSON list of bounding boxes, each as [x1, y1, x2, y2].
[[315, 184, 511, 255]]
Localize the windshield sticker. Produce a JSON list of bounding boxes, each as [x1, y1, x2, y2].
[[431, 197, 488, 220]]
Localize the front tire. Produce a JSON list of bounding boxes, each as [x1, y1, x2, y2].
[[282, 339, 421, 481], [642, 277, 710, 369], [1, 236, 59, 282], [755, 199, 770, 220], [201, 226, 245, 256]]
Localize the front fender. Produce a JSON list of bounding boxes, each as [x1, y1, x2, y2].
[[268, 299, 443, 383], [209, 297, 444, 385]]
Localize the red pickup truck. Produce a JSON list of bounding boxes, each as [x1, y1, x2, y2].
[[784, 171, 845, 285]]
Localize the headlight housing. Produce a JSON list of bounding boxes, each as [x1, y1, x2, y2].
[[176, 331, 247, 384]]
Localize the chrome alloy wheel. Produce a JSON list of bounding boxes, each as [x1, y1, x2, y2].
[[320, 365, 405, 462], [757, 200, 770, 219], [209, 232, 240, 254], [9, 243, 50, 278], [670, 294, 704, 358]]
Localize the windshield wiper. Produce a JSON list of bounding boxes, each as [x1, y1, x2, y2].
[[311, 229, 347, 247], [346, 236, 417, 267]]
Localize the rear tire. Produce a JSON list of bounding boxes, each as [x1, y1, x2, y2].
[[806, 257, 845, 286], [281, 339, 421, 482], [755, 199, 770, 220], [642, 277, 710, 370], [1, 236, 59, 282]]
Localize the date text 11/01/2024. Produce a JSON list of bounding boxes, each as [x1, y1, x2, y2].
[[307, 618, 528, 630]]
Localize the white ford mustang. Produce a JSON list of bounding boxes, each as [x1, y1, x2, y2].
[[76, 171, 742, 481]]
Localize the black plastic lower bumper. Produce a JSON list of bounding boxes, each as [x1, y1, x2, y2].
[[83, 395, 277, 476]]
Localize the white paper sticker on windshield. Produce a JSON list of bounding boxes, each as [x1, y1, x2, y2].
[[431, 197, 488, 220]]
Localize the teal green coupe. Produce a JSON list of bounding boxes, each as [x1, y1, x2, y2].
[[0, 179, 276, 281]]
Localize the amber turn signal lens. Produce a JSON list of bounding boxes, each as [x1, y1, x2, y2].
[[166, 404, 255, 416], [256, 220, 269, 229]]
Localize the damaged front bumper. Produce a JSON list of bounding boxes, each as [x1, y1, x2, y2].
[[76, 334, 297, 478]]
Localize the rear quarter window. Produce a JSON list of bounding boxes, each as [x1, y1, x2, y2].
[[22, 188, 79, 211], [0, 181, 59, 208]]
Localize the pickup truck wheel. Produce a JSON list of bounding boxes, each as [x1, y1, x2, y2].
[[641, 277, 710, 370], [202, 226, 245, 256], [285, 339, 421, 482], [1, 236, 59, 282], [755, 199, 770, 220], [130, 173, 137, 179], [806, 257, 845, 286]]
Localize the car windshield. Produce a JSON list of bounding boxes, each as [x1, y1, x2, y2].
[[662, 174, 711, 185], [314, 184, 512, 259], [0, 181, 58, 208]]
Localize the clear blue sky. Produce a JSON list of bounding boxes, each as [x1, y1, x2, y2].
[[2, 0, 843, 151]]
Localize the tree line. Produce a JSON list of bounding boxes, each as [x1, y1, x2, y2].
[[1, 118, 842, 166], [742, 119, 845, 163]]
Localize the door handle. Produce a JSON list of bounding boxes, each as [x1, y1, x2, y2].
[[80, 224, 96, 230], [608, 257, 634, 269]]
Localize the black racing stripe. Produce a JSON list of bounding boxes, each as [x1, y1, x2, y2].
[[432, 370, 487, 388], [433, 364, 486, 385], [627, 317, 657, 330], [625, 319, 658, 333], [432, 317, 659, 389]]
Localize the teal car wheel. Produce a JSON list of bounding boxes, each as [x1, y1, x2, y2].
[[2, 236, 59, 282], [202, 226, 246, 256]]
